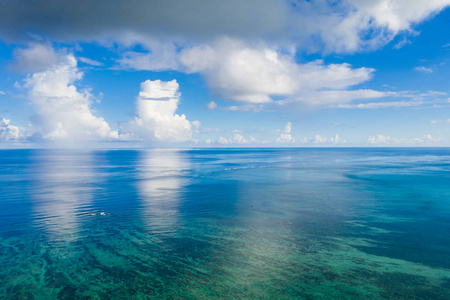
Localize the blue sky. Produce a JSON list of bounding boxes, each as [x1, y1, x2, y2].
[[0, 0, 449, 148]]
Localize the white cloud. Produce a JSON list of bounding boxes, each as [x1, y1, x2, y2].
[[2, 1, 449, 55], [422, 134, 443, 143], [290, 0, 450, 53], [0, 118, 20, 141], [312, 134, 328, 144], [180, 40, 298, 103], [123, 79, 193, 143], [276, 122, 295, 144], [276, 133, 295, 144], [78, 57, 103, 66], [22, 52, 120, 144], [178, 38, 377, 105], [191, 120, 201, 133], [55, 1, 449, 110], [393, 37, 412, 49], [348, 0, 450, 33], [138, 79, 180, 99], [339, 100, 417, 109], [300, 89, 389, 106], [118, 37, 180, 71], [367, 134, 444, 144], [414, 66, 433, 73], [116, 38, 380, 107], [337, 90, 449, 109], [367, 134, 392, 144], [209, 132, 257, 145], [206, 101, 217, 110], [330, 134, 345, 144], [0, 90, 5, 95], [284, 122, 292, 134], [10, 43, 62, 73], [220, 104, 265, 112], [312, 134, 345, 144]]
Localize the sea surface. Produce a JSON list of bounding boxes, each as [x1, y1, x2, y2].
[[0, 148, 449, 299]]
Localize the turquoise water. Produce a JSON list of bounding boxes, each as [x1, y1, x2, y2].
[[0, 148, 449, 299]]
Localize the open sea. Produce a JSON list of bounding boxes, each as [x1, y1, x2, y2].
[[0, 148, 449, 299]]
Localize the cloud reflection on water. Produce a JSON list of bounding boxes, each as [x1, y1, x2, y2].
[[136, 149, 191, 234], [31, 150, 98, 242]]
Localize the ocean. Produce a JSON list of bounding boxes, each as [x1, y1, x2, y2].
[[0, 148, 449, 299]]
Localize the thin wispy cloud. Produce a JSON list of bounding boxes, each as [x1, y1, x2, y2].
[[414, 66, 433, 73], [78, 57, 103, 66]]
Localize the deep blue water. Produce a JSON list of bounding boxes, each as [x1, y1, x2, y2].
[[0, 148, 449, 299]]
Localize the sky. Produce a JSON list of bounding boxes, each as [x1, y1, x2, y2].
[[0, 0, 450, 148]]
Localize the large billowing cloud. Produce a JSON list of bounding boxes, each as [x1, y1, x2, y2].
[[22, 50, 120, 145], [1, 0, 449, 53], [11, 44, 196, 145], [2, 1, 449, 146], [113, 38, 393, 106], [123, 79, 193, 143], [2, 1, 449, 110], [176, 38, 378, 104]]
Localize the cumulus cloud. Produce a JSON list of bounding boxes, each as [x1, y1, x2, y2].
[[367, 134, 392, 144], [207, 132, 257, 145], [276, 122, 295, 144], [180, 40, 298, 103], [206, 101, 217, 110], [123, 79, 193, 143], [276, 133, 295, 144], [0, 118, 20, 141], [312, 134, 345, 144], [21, 51, 120, 144], [219, 133, 255, 145], [178, 38, 377, 104], [11, 44, 195, 145], [3, 2, 444, 110]]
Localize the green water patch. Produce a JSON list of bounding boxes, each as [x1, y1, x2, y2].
[[1, 216, 449, 300]]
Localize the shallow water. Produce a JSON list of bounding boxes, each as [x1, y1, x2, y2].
[[0, 148, 450, 299]]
